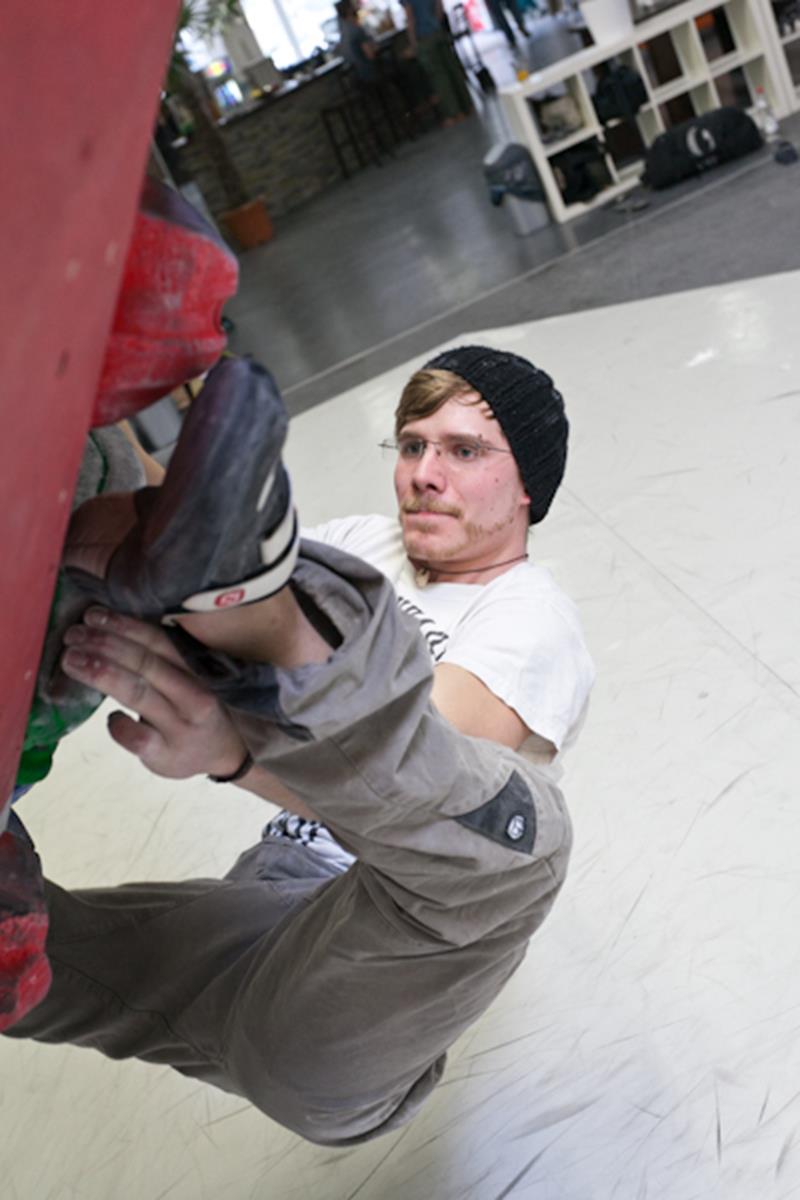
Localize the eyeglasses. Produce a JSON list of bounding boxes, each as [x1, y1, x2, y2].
[[379, 435, 514, 468]]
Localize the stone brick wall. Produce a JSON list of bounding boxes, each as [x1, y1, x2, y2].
[[178, 68, 349, 223]]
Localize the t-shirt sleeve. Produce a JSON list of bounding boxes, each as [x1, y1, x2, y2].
[[301, 515, 368, 550], [301, 515, 400, 576], [440, 588, 595, 751]]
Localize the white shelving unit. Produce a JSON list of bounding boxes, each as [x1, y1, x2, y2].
[[499, 0, 799, 224], [766, 0, 800, 99]]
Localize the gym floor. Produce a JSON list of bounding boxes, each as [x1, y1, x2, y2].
[[4, 15, 800, 1199]]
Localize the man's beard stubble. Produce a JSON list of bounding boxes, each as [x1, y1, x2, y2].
[[401, 504, 513, 565]]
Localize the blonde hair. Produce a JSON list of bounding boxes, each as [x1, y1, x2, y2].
[[394, 368, 482, 437]]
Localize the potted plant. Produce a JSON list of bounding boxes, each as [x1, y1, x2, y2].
[[169, 0, 273, 248]]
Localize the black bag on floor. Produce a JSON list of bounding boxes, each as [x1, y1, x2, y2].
[[552, 138, 612, 204], [642, 106, 762, 190]]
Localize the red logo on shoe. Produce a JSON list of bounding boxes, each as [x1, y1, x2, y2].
[[215, 588, 246, 608]]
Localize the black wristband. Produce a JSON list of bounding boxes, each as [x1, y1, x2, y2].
[[208, 751, 254, 784]]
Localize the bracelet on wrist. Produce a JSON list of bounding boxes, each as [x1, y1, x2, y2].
[[208, 750, 254, 784]]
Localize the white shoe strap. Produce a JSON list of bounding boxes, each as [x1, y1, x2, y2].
[[161, 504, 298, 622]]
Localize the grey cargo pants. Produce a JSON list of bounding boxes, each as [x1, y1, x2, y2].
[[7, 541, 572, 1145]]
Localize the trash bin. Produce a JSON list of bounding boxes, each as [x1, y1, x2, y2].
[[483, 143, 550, 236]]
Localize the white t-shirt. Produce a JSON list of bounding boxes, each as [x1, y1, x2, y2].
[[304, 514, 594, 778]]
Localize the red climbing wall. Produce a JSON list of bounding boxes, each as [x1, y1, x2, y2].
[[0, 2, 180, 806]]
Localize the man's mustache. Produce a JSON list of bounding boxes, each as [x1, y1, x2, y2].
[[401, 499, 462, 517]]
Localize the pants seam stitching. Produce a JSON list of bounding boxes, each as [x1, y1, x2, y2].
[[45, 955, 223, 1067]]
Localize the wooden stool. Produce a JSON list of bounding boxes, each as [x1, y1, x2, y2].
[[321, 67, 398, 180]]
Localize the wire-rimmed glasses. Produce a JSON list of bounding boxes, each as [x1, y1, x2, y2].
[[379, 434, 514, 469]]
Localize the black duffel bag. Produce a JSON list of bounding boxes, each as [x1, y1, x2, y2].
[[642, 106, 762, 190]]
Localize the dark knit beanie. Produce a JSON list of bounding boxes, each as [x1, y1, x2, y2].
[[424, 345, 568, 525]]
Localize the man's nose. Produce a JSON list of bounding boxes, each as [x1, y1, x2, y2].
[[411, 442, 447, 488]]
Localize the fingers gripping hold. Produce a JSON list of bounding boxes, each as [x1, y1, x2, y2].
[[61, 609, 248, 780]]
